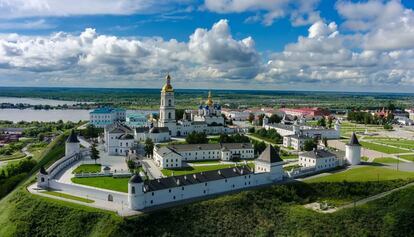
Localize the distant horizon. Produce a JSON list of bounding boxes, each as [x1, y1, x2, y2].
[[1, 85, 414, 96]]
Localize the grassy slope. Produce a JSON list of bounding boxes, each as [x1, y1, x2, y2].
[[306, 166, 414, 183]]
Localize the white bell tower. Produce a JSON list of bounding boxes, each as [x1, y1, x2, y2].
[[158, 74, 177, 136]]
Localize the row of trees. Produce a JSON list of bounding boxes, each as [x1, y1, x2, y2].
[[347, 111, 394, 125], [0, 157, 37, 199], [255, 128, 283, 144]]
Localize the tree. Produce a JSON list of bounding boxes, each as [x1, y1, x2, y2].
[[248, 127, 255, 133], [303, 138, 317, 151], [248, 113, 255, 124], [322, 137, 328, 147], [317, 117, 326, 127], [144, 138, 154, 157], [90, 141, 100, 164], [175, 109, 185, 121], [253, 141, 266, 154], [127, 159, 136, 172], [186, 131, 208, 144], [268, 114, 282, 123], [327, 117, 333, 128]]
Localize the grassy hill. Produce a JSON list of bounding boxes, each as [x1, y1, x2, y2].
[[0, 136, 414, 236]]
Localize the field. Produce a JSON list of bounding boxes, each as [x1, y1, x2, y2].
[[72, 164, 102, 174], [374, 157, 401, 163], [42, 191, 95, 203], [364, 137, 414, 151], [359, 141, 408, 154], [71, 177, 129, 193], [0, 151, 26, 161], [399, 154, 414, 162], [306, 166, 414, 183], [340, 121, 385, 138], [162, 163, 255, 177]]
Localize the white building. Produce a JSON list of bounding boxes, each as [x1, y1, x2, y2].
[[263, 118, 341, 140], [221, 109, 250, 121], [283, 134, 309, 151], [157, 74, 234, 136], [134, 126, 170, 143], [299, 149, 340, 171], [89, 107, 126, 128], [128, 144, 284, 210], [395, 116, 413, 126], [345, 132, 362, 165], [153, 143, 254, 168]]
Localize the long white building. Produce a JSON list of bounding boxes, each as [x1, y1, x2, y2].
[[128, 144, 284, 210], [153, 143, 254, 168], [263, 118, 341, 140]]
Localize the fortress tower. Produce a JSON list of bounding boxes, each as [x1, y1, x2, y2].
[[66, 129, 80, 157], [345, 132, 361, 165]]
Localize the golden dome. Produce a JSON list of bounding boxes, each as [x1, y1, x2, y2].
[[161, 74, 174, 92], [206, 90, 213, 107]]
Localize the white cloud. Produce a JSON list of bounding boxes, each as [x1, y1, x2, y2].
[[256, 19, 414, 89], [337, 0, 414, 51], [0, 19, 54, 30], [0, 19, 260, 87], [203, 0, 321, 26], [0, 0, 191, 18]]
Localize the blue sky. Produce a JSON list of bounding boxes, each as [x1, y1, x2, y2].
[[0, 0, 414, 92]]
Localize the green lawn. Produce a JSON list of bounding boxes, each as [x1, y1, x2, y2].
[[281, 154, 298, 159], [0, 151, 26, 161], [306, 166, 414, 183], [374, 157, 402, 164], [398, 154, 414, 162], [72, 164, 102, 174], [185, 160, 222, 165], [359, 141, 408, 154], [248, 133, 280, 145], [71, 177, 129, 193], [42, 191, 95, 203], [162, 163, 254, 177], [361, 156, 369, 162]]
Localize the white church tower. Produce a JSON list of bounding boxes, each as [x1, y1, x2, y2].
[[345, 132, 361, 165], [158, 74, 177, 136]]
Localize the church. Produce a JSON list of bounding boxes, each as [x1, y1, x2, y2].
[[156, 74, 234, 136], [104, 74, 235, 155]]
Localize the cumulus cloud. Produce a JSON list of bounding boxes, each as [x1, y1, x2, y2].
[[254, 17, 414, 89], [203, 0, 321, 26], [0, 19, 260, 87], [337, 0, 414, 51], [0, 0, 191, 18]]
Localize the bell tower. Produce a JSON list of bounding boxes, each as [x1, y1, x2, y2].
[[158, 74, 177, 135]]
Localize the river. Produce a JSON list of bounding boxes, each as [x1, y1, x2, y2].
[[0, 97, 91, 106]]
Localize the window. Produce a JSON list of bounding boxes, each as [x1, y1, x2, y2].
[[131, 187, 135, 194], [205, 183, 207, 186], [168, 112, 171, 119], [173, 196, 176, 200], [150, 200, 153, 204], [182, 187, 184, 190], [169, 189, 171, 193], [152, 192, 154, 196]]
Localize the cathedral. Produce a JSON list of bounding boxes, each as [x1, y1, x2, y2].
[[157, 74, 233, 136]]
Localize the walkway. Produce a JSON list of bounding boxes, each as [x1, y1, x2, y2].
[[337, 182, 414, 212], [27, 183, 140, 217], [142, 159, 163, 179], [328, 140, 388, 162]]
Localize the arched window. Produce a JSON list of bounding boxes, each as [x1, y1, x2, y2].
[[131, 186, 135, 194], [168, 112, 171, 119], [168, 99, 172, 106], [41, 177, 45, 182]]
